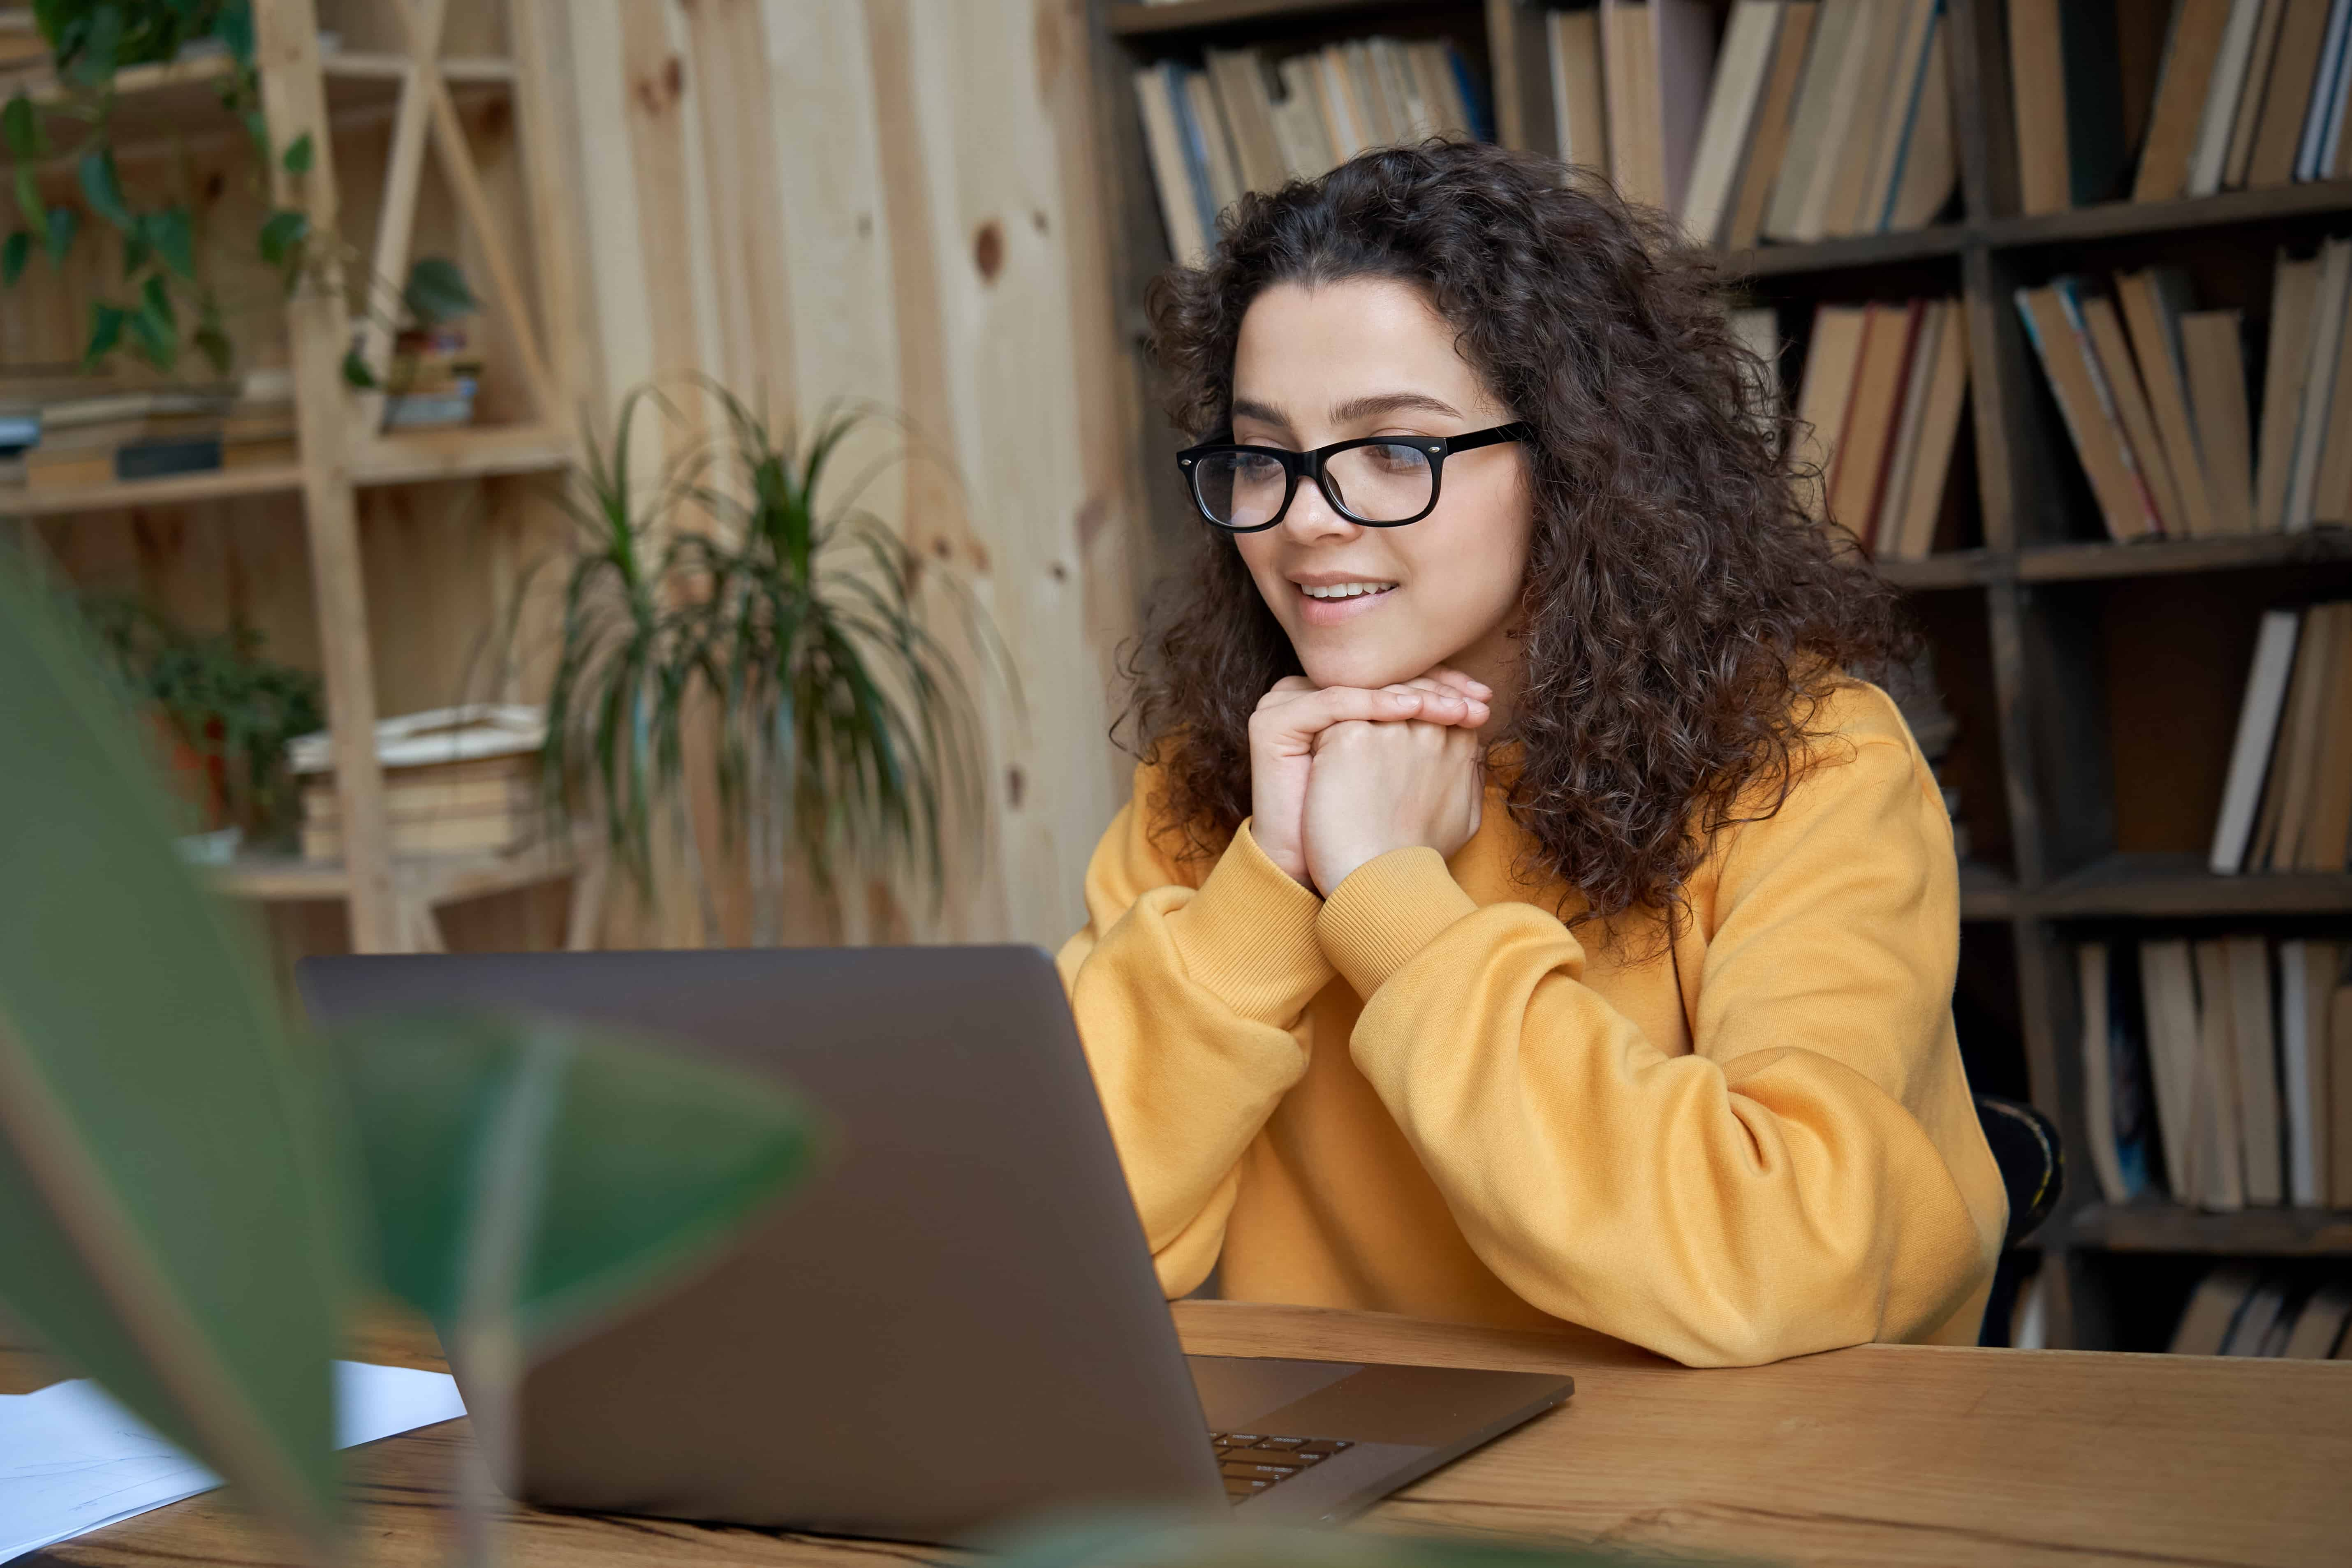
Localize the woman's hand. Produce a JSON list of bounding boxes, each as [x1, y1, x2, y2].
[[1248, 670, 1489, 887], [1302, 715, 1485, 896]]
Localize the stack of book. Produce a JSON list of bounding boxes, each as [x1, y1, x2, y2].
[[2211, 601, 2352, 875], [1132, 39, 1486, 263], [2023, 0, 2352, 214], [381, 325, 480, 431], [2171, 1268, 2352, 1356], [2077, 936, 2351, 1212], [1785, 295, 1972, 558], [5, 371, 296, 492], [2014, 270, 2262, 542], [1642, 0, 1956, 250], [290, 703, 545, 862]]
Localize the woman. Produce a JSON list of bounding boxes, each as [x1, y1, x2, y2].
[[1057, 141, 2005, 1368]]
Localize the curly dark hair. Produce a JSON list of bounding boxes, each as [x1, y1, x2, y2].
[[1124, 139, 1918, 939]]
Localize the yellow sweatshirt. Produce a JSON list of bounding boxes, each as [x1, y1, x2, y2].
[[1056, 679, 2006, 1367]]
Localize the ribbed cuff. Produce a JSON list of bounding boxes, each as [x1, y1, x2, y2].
[[1167, 818, 1333, 1024], [1315, 846, 1481, 1000]]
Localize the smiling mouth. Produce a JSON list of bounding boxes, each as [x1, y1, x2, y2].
[[1296, 581, 1398, 599]]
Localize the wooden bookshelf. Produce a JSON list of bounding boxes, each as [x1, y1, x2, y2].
[[1086, 0, 2352, 1351], [4, 0, 587, 955]]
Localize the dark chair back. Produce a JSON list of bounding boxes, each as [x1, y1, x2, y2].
[[1974, 1094, 2062, 1249]]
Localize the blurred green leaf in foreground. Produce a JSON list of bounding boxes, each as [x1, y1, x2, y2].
[[0, 546, 814, 1564]]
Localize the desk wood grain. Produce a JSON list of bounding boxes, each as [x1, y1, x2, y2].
[[14, 1301, 2351, 1568]]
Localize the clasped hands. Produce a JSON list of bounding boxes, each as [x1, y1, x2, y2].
[[1248, 667, 1491, 896]]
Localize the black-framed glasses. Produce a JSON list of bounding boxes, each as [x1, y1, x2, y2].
[[1176, 422, 1533, 532]]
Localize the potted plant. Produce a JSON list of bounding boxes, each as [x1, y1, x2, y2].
[[534, 381, 1006, 944], [79, 594, 322, 854]]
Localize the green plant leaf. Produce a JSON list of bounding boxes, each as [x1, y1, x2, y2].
[[129, 290, 175, 372], [0, 555, 350, 1561], [13, 165, 46, 242], [400, 255, 475, 326], [257, 207, 306, 267], [1, 93, 40, 160], [68, 2, 124, 86], [194, 319, 232, 377], [140, 271, 173, 327], [340, 346, 376, 389], [39, 204, 72, 264], [78, 148, 131, 231], [331, 1010, 817, 1351], [280, 131, 311, 175], [146, 206, 193, 278], [82, 301, 125, 363], [214, 0, 255, 68], [1, 230, 27, 286]]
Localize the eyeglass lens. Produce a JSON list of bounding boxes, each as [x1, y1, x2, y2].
[[1193, 442, 1436, 528]]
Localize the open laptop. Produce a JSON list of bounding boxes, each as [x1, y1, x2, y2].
[[300, 946, 1572, 1543]]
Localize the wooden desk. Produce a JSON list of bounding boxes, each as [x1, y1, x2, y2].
[[15, 1301, 2351, 1567]]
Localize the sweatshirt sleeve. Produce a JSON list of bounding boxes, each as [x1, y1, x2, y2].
[[1056, 766, 1335, 1298], [1316, 730, 2003, 1367]]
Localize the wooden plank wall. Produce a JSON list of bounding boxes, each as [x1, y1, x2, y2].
[[558, 0, 1145, 950]]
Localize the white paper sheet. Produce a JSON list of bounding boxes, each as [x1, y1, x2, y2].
[[0, 1360, 465, 1562]]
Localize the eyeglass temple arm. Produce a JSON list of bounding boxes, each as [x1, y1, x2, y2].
[[1443, 422, 1533, 454]]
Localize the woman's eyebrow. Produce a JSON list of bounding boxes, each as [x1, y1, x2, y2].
[[1229, 396, 1289, 429], [1329, 391, 1463, 424]]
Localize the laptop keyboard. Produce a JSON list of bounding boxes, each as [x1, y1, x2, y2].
[[1211, 1431, 1354, 1502]]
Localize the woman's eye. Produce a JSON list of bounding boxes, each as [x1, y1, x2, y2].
[[1366, 443, 1422, 471]]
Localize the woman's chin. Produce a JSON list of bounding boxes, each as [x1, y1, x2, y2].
[[1299, 646, 1431, 692]]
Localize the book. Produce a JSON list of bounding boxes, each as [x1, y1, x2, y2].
[[2080, 942, 2141, 1203], [1884, 295, 1971, 561], [2190, 0, 2275, 196], [2141, 937, 2204, 1196], [2179, 310, 2258, 534], [2081, 294, 2187, 536], [2251, 602, 2343, 869], [1762, 0, 1861, 241], [2248, 0, 2338, 187], [1602, 1, 1661, 207], [2309, 0, 2352, 176], [1826, 0, 1936, 238], [1205, 50, 1285, 193], [1792, 302, 1868, 523], [2303, 245, 2352, 525], [2136, 0, 2243, 200], [2223, 1277, 2292, 1353], [2010, 0, 2072, 213], [2211, 608, 2304, 874], [1826, 300, 1923, 546], [1788, 0, 1891, 241], [1724, 0, 1819, 252], [2169, 1265, 2260, 1353], [2280, 939, 2338, 1205], [1883, 11, 1958, 233], [1134, 65, 1208, 264], [2221, 0, 2293, 191], [1548, 5, 1611, 175], [2257, 251, 2323, 528], [2225, 934, 2284, 1205], [2191, 938, 2249, 1211], [1680, 0, 1782, 246], [2296, 606, 2352, 869], [2282, 1281, 2352, 1357], [1729, 305, 1782, 437], [1873, 299, 1945, 555], [2015, 282, 2158, 540], [2115, 268, 2216, 537], [1271, 57, 1335, 181], [1650, 0, 1718, 216], [1184, 68, 1243, 219]]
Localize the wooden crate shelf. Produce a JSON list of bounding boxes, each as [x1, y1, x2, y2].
[[2038, 855, 2352, 920], [0, 465, 306, 517], [2070, 1204, 2352, 1257]]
